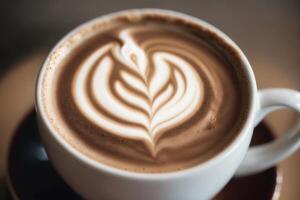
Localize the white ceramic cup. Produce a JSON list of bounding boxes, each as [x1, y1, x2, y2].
[[35, 9, 300, 200]]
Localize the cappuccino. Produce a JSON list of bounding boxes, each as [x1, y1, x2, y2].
[[41, 11, 250, 173]]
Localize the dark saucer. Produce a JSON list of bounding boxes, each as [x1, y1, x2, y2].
[[7, 111, 279, 200]]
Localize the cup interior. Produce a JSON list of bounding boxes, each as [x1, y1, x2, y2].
[[35, 8, 257, 178]]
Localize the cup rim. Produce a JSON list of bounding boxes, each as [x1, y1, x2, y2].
[[35, 8, 257, 180]]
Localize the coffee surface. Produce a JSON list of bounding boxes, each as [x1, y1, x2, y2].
[[42, 12, 250, 173]]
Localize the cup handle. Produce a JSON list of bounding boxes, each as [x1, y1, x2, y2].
[[235, 88, 300, 176]]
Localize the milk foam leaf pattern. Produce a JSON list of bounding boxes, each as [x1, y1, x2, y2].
[[72, 27, 203, 153]]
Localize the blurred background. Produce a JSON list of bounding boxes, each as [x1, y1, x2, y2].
[[0, 0, 299, 199]]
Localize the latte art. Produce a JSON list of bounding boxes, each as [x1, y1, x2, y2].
[[43, 14, 250, 173], [73, 27, 204, 154]]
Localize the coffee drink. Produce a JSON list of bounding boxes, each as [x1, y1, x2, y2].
[[41, 11, 250, 173]]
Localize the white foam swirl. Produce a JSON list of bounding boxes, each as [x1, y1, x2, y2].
[[72, 28, 203, 151]]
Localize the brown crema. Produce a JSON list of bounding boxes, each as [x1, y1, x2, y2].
[[45, 12, 250, 173]]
